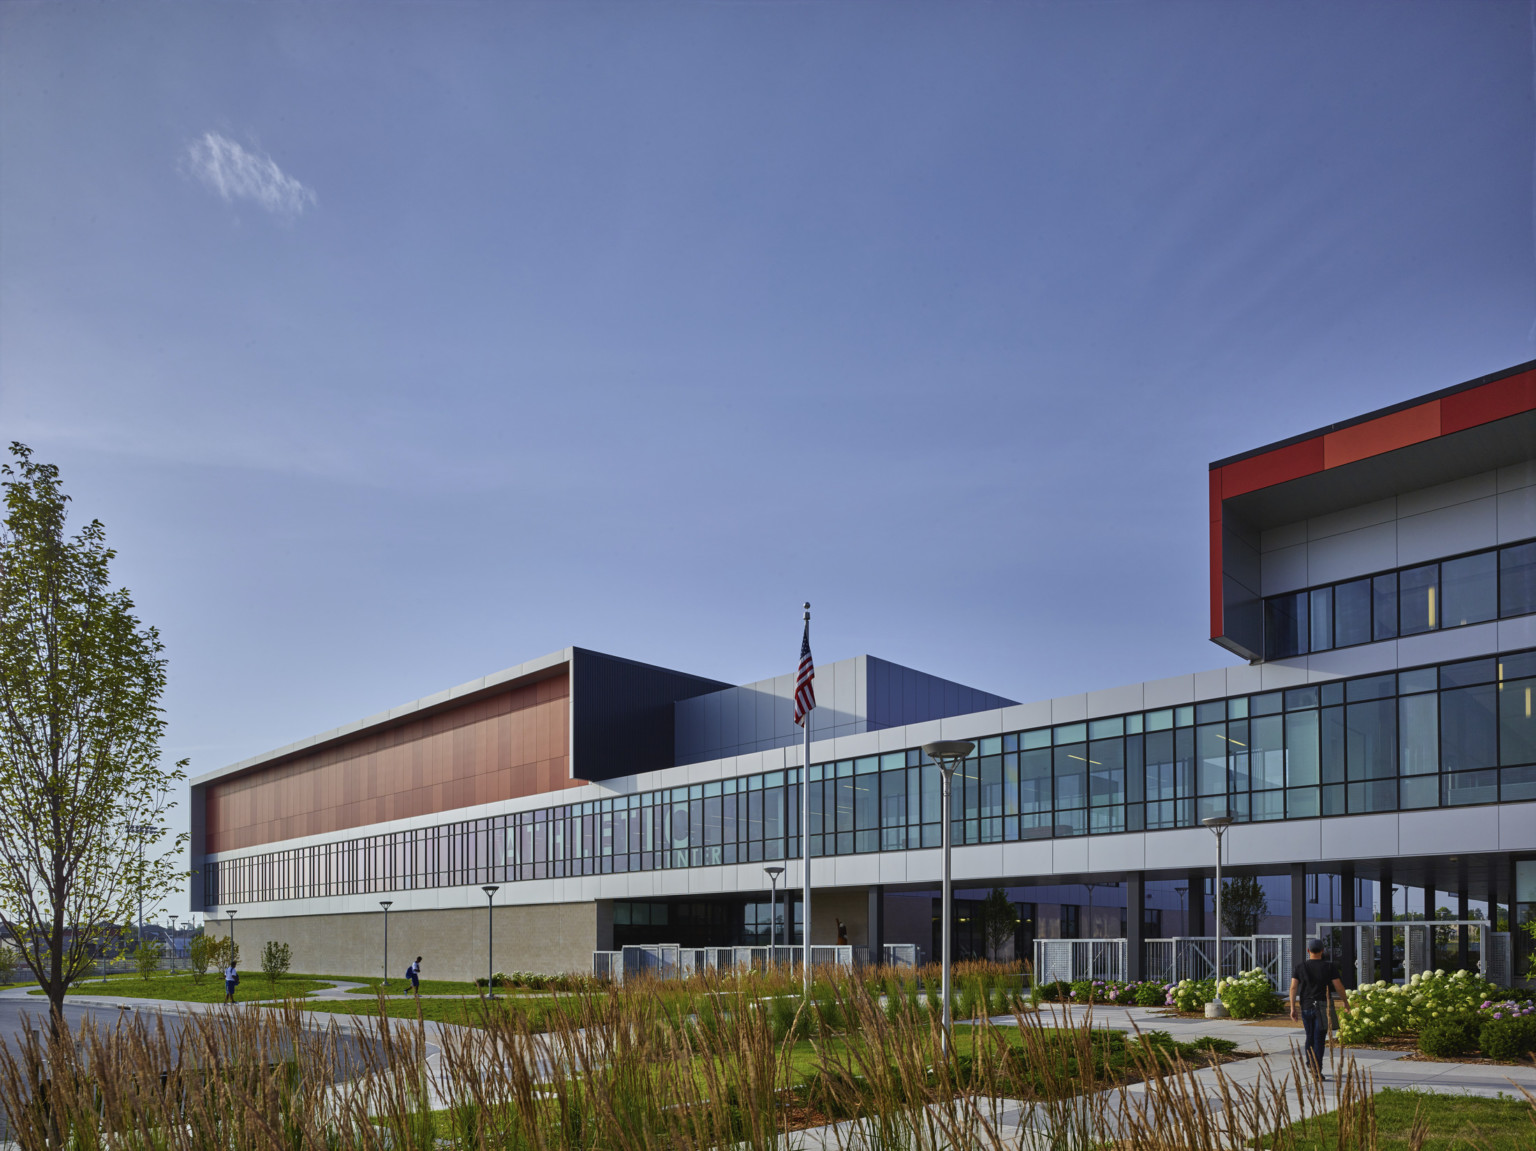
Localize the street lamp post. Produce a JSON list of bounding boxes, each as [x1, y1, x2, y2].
[[225, 909, 239, 971], [380, 901, 393, 990], [764, 866, 785, 955], [1202, 814, 1234, 1018], [482, 886, 499, 997], [1174, 885, 1188, 935], [922, 739, 975, 1057]]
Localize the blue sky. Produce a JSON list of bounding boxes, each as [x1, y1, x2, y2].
[[1, 3, 1532, 910]]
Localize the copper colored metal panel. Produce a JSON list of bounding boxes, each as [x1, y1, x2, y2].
[[205, 671, 574, 853]]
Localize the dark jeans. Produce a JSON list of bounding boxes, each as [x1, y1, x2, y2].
[[1300, 1006, 1327, 1074]]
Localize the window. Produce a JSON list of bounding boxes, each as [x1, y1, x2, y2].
[[1441, 551, 1497, 627], [1503, 542, 1536, 618]]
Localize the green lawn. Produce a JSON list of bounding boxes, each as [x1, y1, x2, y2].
[[1263, 1088, 1536, 1150], [31, 972, 339, 1003]]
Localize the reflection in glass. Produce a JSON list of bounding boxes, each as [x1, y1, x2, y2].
[[1335, 578, 1372, 646], [1499, 677, 1536, 766], [1440, 551, 1496, 627], [1441, 685, 1498, 772], [1373, 573, 1399, 640], [1266, 592, 1308, 658], [1310, 586, 1333, 652], [1502, 542, 1536, 618], [1399, 564, 1438, 635]]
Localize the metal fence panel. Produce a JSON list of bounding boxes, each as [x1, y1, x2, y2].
[[883, 943, 920, 968]]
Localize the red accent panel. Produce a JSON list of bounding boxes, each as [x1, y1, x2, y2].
[[1209, 473, 1224, 638], [1216, 438, 1325, 499], [1440, 369, 1536, 435], [1322, 401, 1442, 469]]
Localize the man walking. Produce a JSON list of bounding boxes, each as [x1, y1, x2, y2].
[[406, 956, 422, 996], [223, 960, 240, 1004], [1288, 938, 1349, 1079]]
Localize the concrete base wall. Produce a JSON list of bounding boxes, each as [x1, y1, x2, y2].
[[206, 902, 600, 980]]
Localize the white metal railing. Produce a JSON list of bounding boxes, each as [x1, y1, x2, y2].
[[883, 943, 921, 968], [1313, 920, 1511, 987], [1033, 939, 1127, 985], [598, 943, 858, 981], [1140, 936, 1290, 989]]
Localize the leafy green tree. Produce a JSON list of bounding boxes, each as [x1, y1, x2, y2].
[[1219, 876, 1269, 937], [187, 932, 213, 983], [977, 887, 1020, 961], [134, 939, 163, 983], [0, 942, 17, 986], [261, 940, 292, 989], [0, 445, 187, 1030]]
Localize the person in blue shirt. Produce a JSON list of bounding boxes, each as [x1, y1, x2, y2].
[[223, 962, 239, 1004], [406, 957, 421, 996]]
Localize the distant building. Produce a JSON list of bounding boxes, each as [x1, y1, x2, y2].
[[191, 361, 1536, 983]]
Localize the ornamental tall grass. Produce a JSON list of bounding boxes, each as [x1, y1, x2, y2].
[[0, 965, 1523, 1150]]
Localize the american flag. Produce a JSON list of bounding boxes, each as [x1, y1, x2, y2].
[[793, 619, 816, 727]]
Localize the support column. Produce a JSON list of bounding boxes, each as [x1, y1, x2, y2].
[[1189, 875, 1206, 936], [1126, 872, 1145, 981], [1379, 865, 1394, 983], [1339, 865, 1358, 987], [868, 885, 885, 966], [1290, 864, 1307, 975], [1458, 873, 1470, 971]]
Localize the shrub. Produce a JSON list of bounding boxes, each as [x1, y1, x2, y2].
[[186, 934, 213, 983], [1133, 982, 1168, 1007], [0, 944, 18, 986], [1338, 969, 1503, 1046], [1477, 1001, 1536, 1062], [133, 940, 163, 983], [1031, 980, 1071, 1004], [260, 940, 292, 989], [1217, 969, 1281, 1019], [1170, 978, 1216, 1013], [1479, 1015, 1536, 1062], [1416, 1015, 1479, 1058]]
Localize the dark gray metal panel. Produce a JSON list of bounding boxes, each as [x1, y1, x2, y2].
[[570, 649, 731, 781], [866, 656, 1017, 729]]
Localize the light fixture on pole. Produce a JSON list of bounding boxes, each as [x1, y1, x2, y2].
[[1201, 814, 1234, 1019], [764, 866, 785, 953], [922, 739, 975, 1056], [1174, 885, 1188, 934], [482, 886, 499, 998], [379, 901, 393, 990], [226, 909, 239, 970]]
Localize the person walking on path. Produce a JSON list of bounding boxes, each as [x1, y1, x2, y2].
[[1289, 938, 1349, 1078], [223, 961, 240, 1004], [406, 957, 421, 997]]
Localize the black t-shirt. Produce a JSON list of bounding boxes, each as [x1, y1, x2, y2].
[[1293, 958, 1341, 1007]]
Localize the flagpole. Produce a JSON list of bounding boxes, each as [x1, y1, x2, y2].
[[801, 602, 812, 997]]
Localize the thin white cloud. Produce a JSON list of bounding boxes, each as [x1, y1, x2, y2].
[[182, 132, 316, 217]]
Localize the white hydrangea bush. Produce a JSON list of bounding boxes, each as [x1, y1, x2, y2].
[[1337, 969, 1502, 1045]]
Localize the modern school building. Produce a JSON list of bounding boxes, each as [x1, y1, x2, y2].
[[190, 360, 1536, 985]]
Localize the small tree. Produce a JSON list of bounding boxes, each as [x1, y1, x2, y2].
[[133, 939, 163, 983], [0, 943, 18, 986], [187, 933, 213, 983], [261, 940, 291, 989], [977, 887, 1020, 961], [0, 445, 188, 1031], [1220, 876, 1269, 937], [207, 935, 239, 971]]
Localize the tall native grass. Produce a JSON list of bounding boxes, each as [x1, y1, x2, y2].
[[1, 965, 1525, 1150]]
